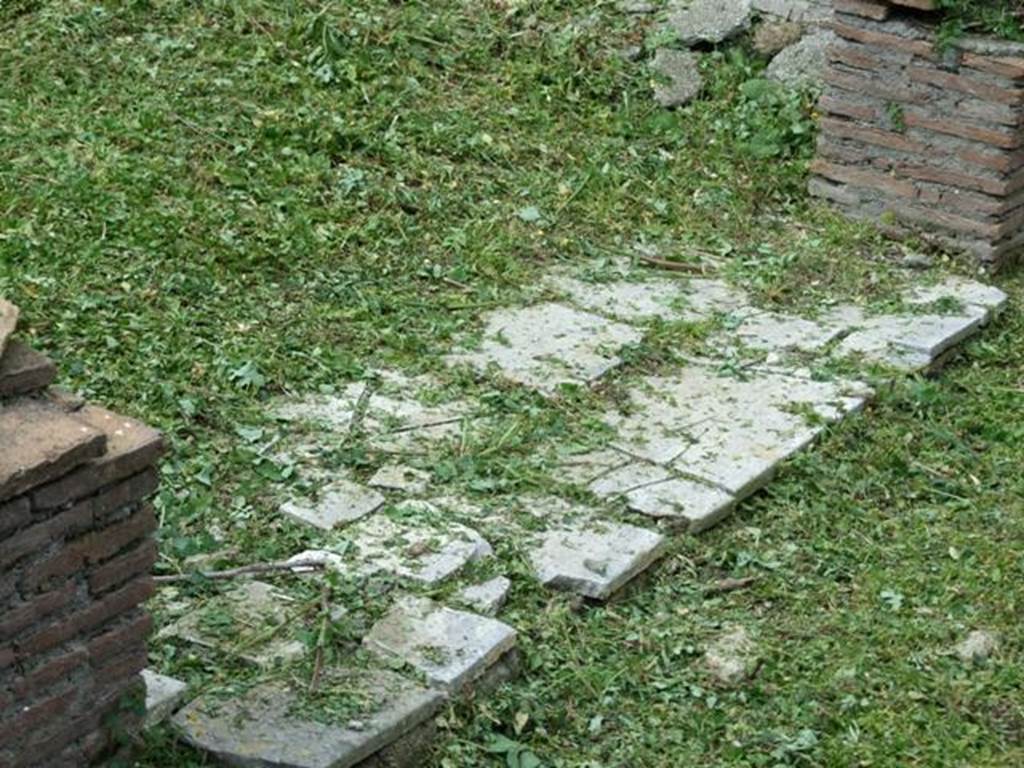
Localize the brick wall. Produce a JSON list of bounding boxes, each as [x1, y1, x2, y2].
[[810, 0, 1024, 268], [1, 299, 163, 767]]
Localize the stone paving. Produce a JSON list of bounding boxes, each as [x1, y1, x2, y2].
[[165, 264, 1008, 765]]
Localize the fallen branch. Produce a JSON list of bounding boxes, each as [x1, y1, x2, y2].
[[154, 559, 327, 584], [704, 576, 758, 595], [636, 254, 709, 274]]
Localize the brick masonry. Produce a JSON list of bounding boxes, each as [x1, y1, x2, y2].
[[811, 0, 1024, 268], [0, 303, 163, 767]]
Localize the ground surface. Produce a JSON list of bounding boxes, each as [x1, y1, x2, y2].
[[2, 1, 1023, 767]]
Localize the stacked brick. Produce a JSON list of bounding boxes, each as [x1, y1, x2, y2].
[[810, 0, 1024, 267], [0, 298, 163, 767]]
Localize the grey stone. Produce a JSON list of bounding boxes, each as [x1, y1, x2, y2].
[[651, 49, 703, 108], [752, 0, 831, 23], [606, 363, 869, 497], [955, 630, 998, 663], [835, 313, 982, 371], [173, 668, 444, 768], [142, 670, 188, 728], [677, 278, 751, 321], [363, 596, 517, 691], [0, 341, 57, 398], [558, 448, 633, 487], [728, 308, 844, 353], [290, 514, 492, 586], [0, 298, 18, 358], [456, 576, 512, 616], [704, 626, 758, 684], [904, 277, 1009, 325], [621, 475, 737, 531], [445, 303, 642, 394], [669, 0, 752, 46], [368, 464, 430, 495], [158, 581, 306, 667], [281, 480, 385, 530], [529, 521, 667, 600], [766, 31, 836, 89]]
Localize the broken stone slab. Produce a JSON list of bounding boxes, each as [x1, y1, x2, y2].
[[726, 308, 845, 353], [752, 20, 803, 55], [142, 670, 188, 728], [752, 0, 831, 23], [704, 626, 759, 685], [445, 303, 642, 395], [620, 475, 737, 532], [0, 398, 107, 502], [281, 479, 385, 530], [766, 30, 835, 89], [529, 521, 667, 600], [456, 576, 512, 616], [173, 668, 444, 768], [368, 464, 430, 495], [0, 298, 18, 358], [669, 0, 752, 46], [834, 313, 982, 371], [0, 341, 56, 399], [651, 49, 703, 108], [606, 363, 870, 497], [904, 277, 1009, 325], [290, 513, 492, 586], [557, 448, 634, 487], [363, 596, 517, 692], [157, 581, 306, 667]]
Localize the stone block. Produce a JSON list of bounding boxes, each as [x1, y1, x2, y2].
[[142, 670, 187, 727], [281, 480, 385, 530], [0, 342, 56, 399]]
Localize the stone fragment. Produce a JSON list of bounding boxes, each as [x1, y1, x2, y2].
[[0, 398, 106, 502], [676, 278, 751, 321], [587, 460, 673, 497], [0, 298, 18, 358], [729, 308, 845, 353], [158, 581, 306, 667], [368, 464, 430, 495], [30, 404, 164, 510], [766, 31, 836, 89], [173, 668, 443, 768], [0, 341, 56, 398], [548, 274, 687, 323], [752, 0, 831, 23], [529, 521, 667, 600], [142, 670, 188, 728], [558, 448, 633, 487], [835, 313, 982, 371], [704, 626, 758, 684], [651, 49, 703, 108], [904, 277, 1009, 325], [456, 576, 512, 616], [753, 20, 803, 56], [606, 364, 869, 497], [955, 629, 998, 663], [281, 480, 385, 530], [621, 475, 737, 531], [364, 596, 517, 691], [669, 0, 752, 46], [445, 303, 642, 394]]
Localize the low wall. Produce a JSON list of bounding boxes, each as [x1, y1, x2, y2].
[[810, 0, 1024, 268], [1, 300, 163, 767]]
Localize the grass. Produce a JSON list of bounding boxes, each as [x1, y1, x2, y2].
[[2, 1, 1022, 766]]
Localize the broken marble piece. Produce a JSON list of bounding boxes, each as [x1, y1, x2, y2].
[[669, 0, 752, 46], [606, 363, 869, 497], [704, 626, 759, 685], [904, 277, 1008, 324], [364, 596, 517, 691], [368, 464, 431, 495], [651, 49, 703, 108], [529, 521, 667, 600], [728, 309, 845, 353], [281, 479, 385, 530], [557, 448, 634, 487], [620, 475, 737, 531], [456, 576, 512, 616], [157, 581, 306, 667], [173, 668, 444, 768], [0, 299, 18, 358], [142, 670, 188, 728], [835, 313, 982, 371], [445, 302, 642, 394]]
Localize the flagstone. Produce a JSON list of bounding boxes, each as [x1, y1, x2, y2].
[[281, 479, 385, 530], [621, 476, 737, 531], [173, 668, 444, 768], [363, 597, 517, 691], [904, 277, 1008, 324], [368, 464, 431, 494], [529, 521, 668, 600], [456, 576, 512, 616], [729, 309, 845, 353], [444, 302, 642, 394], [835, 313, 982, 371]]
